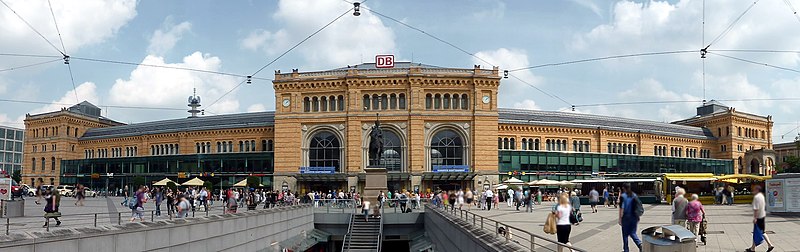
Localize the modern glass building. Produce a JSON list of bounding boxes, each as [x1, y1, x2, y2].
[[499, 150, 733, 182], [0, 125, 24, 176]]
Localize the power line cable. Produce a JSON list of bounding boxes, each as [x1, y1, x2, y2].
[[705, 0, 760, 49], [574, 97, 800, 108], [46, 0, 78, 103], [356, 3, 573, 106], [69, 56, 271, 80], [508, 50, 696, 72], [709, 52, 800, 75], [780, 0, 800, 24], [0, 0, 64, 55], [0, 58, 61, 73], [709, 49, 800, 54], [205, 6, 354, 110], [0, 53, 61, 58], [0, 98, 187, 111]]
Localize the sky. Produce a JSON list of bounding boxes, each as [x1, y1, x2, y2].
[[0, 0, 799, 143]]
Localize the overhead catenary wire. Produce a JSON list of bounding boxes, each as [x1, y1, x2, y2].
[[0, 58, 61, 73], [0, 98, 187, 111], [508, 50, 697, 72], [705, 0, 760, 49], [709, 52, 800, 75], [574, 97, 800, 108], [70, 56, 271, 81], [0, 53, 62, 58], [46, 0, 78, 103], [780, 0, 800, 24], [0, 0, 64, 55], [205, 6, 354, 110]]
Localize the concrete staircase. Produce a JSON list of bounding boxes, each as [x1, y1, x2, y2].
[[343, 215, 382, 252]]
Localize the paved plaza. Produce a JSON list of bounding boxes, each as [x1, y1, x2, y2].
[[5, 196, 225, 235], [461, 202, 800, 252]]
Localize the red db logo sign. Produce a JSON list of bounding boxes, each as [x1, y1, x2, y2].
[[375, 55, 394, 68]]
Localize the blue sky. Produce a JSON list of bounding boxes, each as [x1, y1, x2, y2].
[[0, 0, 799, 143]]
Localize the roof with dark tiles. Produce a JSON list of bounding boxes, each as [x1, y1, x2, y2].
[[80, 112, 274, 140], [498, 108, 715, 140]]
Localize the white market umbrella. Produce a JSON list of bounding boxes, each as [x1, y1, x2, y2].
[[152, 178, 175, 186], [503, 177, 525, 185], [494, 184, 509, 190], [181, 177, 205, 186], [233, 178, 262, 187], [529, 179, 561, 186]]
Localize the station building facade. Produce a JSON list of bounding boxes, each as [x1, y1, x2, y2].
[[21, 62, 773, 193]]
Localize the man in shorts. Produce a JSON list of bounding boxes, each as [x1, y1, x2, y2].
[[746, 186, 775, 252], [589, 187, 600, 213]]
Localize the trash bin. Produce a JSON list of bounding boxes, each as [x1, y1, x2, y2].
[[641, 225, 696, 252], [1, 199, 25, 217]]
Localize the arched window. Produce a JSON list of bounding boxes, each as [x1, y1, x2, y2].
[[312, 97, 319, 112], [151, 146, 155, 155], [498, 138, 503, 150], [320, 96, 328, 112], [309, 131, 341, 172], [556, 140, 562, 151], [584, 142, 590, 152], [623, 144, 628, 154], [443, 94, 451, 109], [461, 94, 469, 110], [573, 141, 578, 152], [430, 129, 465, 167], [510, 138, 516, 150], [521, 139, 528, 150], [303, 97, 310, 112], [51, 157, 55, 171], [434, 94, 441, 109], [503, 138, 509, 150], [547, 140, 552, 151], [632, 144, 637, 155], [41, 158, 45, 171], [381, 94, 388, 110], [337, 95, 345, 111], [329, 96, 336, 111], [534, 139, 540, 150], [363, 95, 370, 110], [217, 142, 222, 153], [196, 143, 201, 153], [390, 94, 397, 109], [372, 94, 380, 110], [609, 143, 613, 153], [562, 140, 567, 151], [239, 141, 244, 152], [452, 94, 460, 109], [268, 140, 274, 151], [398, 94, 406, 109], [374, 130, 403, 172], [425, 94, 432, 109]]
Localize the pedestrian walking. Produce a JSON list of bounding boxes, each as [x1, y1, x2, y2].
[[166, 188, 175, 217], [619, 183, 642, 252], [507, 188, 514, 207], [746, 186, 775, 252], [686, 194, 705, 246], [130, 186, 147, 222], [554, 194, 574, 252], [465, 189, 474, 210], [175, 194, 190, 218], [672, 187, 688, 227], [570, 191, 582, 225], [484, 189, 494, 211], [154, 187, 163, 216], [361, 200, 371, 221], [525, 189, 534, 213], [603, 187, 610, 208], [42, 188, 61, 228], [589, 187, 599, 213], [121, 185, 129, 206], [74, 184, 85, 206]]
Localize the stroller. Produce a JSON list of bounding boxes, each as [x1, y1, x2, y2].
[[699, 215, 708, 245]]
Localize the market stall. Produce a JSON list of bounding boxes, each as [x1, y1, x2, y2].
[[571, 178, 659, 204]]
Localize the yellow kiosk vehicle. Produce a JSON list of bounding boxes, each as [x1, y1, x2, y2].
[[663, 173, 770, 204]]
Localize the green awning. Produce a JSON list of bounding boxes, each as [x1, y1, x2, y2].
[[294, 173, 348, 182], [421, 172, 476, 181]]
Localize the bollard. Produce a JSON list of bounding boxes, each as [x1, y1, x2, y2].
[[151, 211, 154, 222], [6, 218, 9, 235], [46, 218, 50, 232], [94, 214, 97, 227], [118, 212, 121, 225], [480, 216, 484, 230], [530, 233, 535, 251], [192, 210, 195, 218], [494, 221, 498, 238]]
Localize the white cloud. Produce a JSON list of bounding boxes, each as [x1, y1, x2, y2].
[[473, 0, 506, 20], [473, 48, 544, 108], [242, 0, 396, 69], [568, 0, 603, 18], [247, 103, 267, 112], [0, 0, 137, 68], [147, 18, 192, 55], [619, 78, 702, 122], [108, 52, 240, 121], [15, 82, 100, 124], [512, 99, 540, 110]]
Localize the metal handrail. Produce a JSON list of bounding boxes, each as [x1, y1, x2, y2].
[[426, 203, 588, 252], [377, 211, 384, 252], [341, 213, 354, 252]]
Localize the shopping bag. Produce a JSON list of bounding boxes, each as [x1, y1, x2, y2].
[[753, 223, 765, 246], [543, 212, 557, 234]]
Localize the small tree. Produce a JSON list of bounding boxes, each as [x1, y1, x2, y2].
[[166, 181, 177, 192], [203, 181, 214, 191], [11, 170, 21, 183], [132, 176, 146, 188], [246, 176, 260, 189]]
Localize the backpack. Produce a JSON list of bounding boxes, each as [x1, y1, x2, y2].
[[633, 195, 644, 217], [128, 196, 138, 209]]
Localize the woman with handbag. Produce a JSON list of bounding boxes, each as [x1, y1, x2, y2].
[[555, 194, 575, 252], [42, 188, 61, 228]]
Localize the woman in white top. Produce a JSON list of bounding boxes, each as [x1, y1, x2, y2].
[[361, 201, 371, 221], [554, 194, 574, 252]]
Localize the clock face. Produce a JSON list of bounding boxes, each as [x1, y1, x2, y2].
[[282, 99, 291, 107], [482, 95, 491, 104]]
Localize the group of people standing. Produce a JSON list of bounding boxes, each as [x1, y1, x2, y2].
[[124, 185, 204, 221]]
